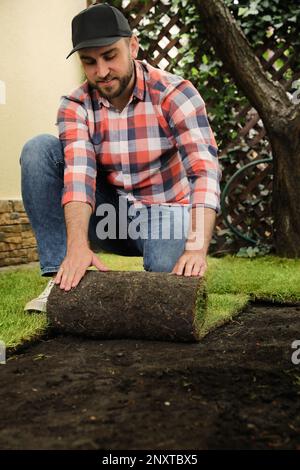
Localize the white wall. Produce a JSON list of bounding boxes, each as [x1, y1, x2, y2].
[[0, 0, 87, 198]]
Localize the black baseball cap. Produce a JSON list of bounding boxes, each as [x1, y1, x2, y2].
[[66, 3, 132, 59]]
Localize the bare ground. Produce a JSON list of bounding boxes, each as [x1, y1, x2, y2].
[[1, 302, 300, 450]]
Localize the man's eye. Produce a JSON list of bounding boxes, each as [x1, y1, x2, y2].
[[104, 54, 116, 61]]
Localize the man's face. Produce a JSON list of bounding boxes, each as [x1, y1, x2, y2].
[[79, 37, 139, 102]]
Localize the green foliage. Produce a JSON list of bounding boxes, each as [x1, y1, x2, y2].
[[129, 0, 300, 148], [236, 243, 272, 258], [226, 0, 300, 46]]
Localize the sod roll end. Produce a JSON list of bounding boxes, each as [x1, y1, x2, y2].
[[47, 271, 207, 342]]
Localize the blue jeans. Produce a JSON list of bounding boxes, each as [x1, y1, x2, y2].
[[20, 134, 190, 276]]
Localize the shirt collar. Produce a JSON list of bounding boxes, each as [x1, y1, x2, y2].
[[94, 59, 146, 109], [132, 59, 146, 101]]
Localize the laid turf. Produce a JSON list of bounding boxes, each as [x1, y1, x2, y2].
[[0, 254, 299, 349]]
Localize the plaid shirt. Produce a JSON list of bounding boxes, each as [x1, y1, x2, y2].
[[56, 59, 221, 213]]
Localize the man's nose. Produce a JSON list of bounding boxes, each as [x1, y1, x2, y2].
[[95, 60, 110, 79]]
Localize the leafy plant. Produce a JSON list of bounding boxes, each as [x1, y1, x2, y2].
[[236, 243, 273, 258], [125, 0, 300, 148]]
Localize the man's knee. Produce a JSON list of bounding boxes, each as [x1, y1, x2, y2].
[[145, 259, 175, 273], [144, 252, 178, 273], [20, 134, 61, 167], [143, 239, 185, 273]]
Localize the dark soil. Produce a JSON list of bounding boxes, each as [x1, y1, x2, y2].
[[1, 302, 300, 450]]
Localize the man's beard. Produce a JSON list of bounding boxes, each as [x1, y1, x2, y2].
[[90, 59, 135, 101]]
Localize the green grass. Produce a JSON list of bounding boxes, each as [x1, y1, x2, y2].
[[0, 270, 49, 350], [206, 255, 300, 303], [201, 293, 250, 337], [0, 254, 299, 349], [96, 253, 144, 271]]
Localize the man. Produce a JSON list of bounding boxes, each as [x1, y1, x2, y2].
[[21, 2, 221, 312]]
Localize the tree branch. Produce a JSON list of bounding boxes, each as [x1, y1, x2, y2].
[[195, 0, 300, 134]]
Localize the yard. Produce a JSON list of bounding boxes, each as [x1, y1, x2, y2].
[[0, 254, 300, 449]]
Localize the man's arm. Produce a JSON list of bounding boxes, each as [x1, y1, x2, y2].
[[162, 80, 222, 276], [185, 206, 216, 253], [55, 95, 109, 290], [171, 206, 216, 276], [54, 202, 109, 291], [57, 96, 97, 210], [65, 201, 92, 248]]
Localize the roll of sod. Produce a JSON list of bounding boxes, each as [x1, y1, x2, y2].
[[47, 271, 207, 342]]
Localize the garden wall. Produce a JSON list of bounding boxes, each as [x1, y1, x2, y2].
[[0, 200, 38, 267]]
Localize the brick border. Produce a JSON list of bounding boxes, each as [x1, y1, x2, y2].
[[0, 200, 39, 267]]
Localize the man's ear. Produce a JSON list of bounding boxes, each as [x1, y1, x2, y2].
[[129, 35, 139, 59]]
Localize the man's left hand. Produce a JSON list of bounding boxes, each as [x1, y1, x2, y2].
[[171, 250, 207, 277]]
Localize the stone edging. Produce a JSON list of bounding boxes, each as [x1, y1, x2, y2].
[[0, 200, 38, 267]]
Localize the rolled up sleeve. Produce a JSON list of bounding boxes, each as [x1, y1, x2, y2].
[[56, 97, 97, 211], [163, 81, 222, 213]]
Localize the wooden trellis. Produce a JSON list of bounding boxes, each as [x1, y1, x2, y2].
[[87, 0, 300, 253]]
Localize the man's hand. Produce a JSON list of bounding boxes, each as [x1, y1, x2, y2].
[[55, 201, 109, 291], [54, 244, 109, 291], [171, 249, 207, 277], [171, 206, 216, 277]]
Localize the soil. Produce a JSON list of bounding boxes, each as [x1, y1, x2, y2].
[[1, 301, 300, 450]]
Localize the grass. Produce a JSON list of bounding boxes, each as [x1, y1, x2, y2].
[[0, 254, 300, 350], [0, 270, 49, 350], [206, 255, 300, 303], [201, 293, 250, 337]]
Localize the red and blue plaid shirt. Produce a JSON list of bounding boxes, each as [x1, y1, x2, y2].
[[56, 59, 221, 212]]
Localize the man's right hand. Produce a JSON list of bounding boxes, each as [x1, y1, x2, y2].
[[54, 243, 109, 291]]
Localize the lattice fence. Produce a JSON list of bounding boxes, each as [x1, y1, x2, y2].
[[87, 0, 300, 254]]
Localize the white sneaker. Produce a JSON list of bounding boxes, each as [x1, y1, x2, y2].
[[24, 279, 56, 313]]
